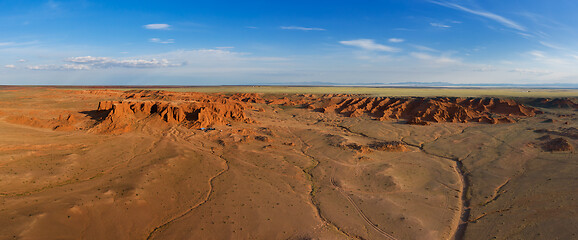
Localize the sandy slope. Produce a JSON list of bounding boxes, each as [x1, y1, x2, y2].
[[0, 87, 576, 240]]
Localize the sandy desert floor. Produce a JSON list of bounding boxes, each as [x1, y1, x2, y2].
[[0, 86, 576, 240]]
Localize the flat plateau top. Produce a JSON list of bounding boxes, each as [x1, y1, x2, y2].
[[158, 86, 578, 98], [3, 85, 578, 98]]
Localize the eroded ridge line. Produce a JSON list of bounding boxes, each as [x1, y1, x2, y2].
[[482, 178, 510, 206], [146, 148, 230, 240], [330, 177, 399, 240], [469, 207, 512, 223]]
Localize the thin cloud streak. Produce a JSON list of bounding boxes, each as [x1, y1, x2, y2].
[[510, 68, 552, 75], [410, 52, 461, 64], [539, 41, 565, 50], [0, 41, 39, 47], [66, 56, 180, 68], [26, 56, 182, 71], [150, 38, 175, 44], [340, 39, 400, 52], [143, 23, 171, 30], [27, 64, 91, 71], [280, 26, 326, 31], [429, 1, 526, 31], [0, 42, 15, 47], [430, 22, 451, 28]]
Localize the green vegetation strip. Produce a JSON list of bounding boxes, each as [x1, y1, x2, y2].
[[32, 85, 578, 98], [133, 86, 578, 98]]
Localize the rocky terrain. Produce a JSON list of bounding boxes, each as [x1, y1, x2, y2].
[[93, 99, 251, 133], [90, 91, 542, 132], [0, 87, 576, 240]]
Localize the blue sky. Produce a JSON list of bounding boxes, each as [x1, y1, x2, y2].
[[1, 0, 578, 85]]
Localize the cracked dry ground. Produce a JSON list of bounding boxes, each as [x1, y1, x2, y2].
[[0, 88, 577, 240]]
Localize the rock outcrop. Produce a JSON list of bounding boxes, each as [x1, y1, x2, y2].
[[368, 141, 408, 152], [542, 137, 574, 152], [535, 127, 578, 140], [530, 98, 578, 109], [6, 113, 78, 131], [318, 97, 538, 124], [229, 93, 538, 124], [84, 90, 543, 133], [93, 99, 252, 133]]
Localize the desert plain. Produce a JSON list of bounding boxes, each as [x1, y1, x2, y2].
[[0, 86, 576, 240]]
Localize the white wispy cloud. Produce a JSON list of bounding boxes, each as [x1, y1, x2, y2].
[[528, 50, 546, 58], [280, 26, 326, 31], [429, 1, 526, 31], [516, 32, 533, 38], [0, 41, 40, 48], [509, 68, 552, 75], [26, 56, 181, 71], [410, 52, 460, 64], [149, 38, 175, 44], [65, 56, 180, 68], [539, 41, 565, 50], [4, 64, 16, 69], [340, 39, 400, 52], [388, 38, 405, 43], [0, 42, 15, 47], [526, 50, 572, 65], [143, 23, 171, 30], [430, 22, 451, 28], [27, 64, 91, 71], [65, 56, 108, 64], [168, 49, 244, 58]]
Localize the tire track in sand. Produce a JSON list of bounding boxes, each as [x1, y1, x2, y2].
[[330, 177, 399, 240], [293, 132, 361, 240]]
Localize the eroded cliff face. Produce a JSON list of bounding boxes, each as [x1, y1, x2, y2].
[[93, 100, 252, 133], [227, 93, 540, 124], [318, 97, 539, 124], [90, 91, 542, 133], [1, 89, 545, 134]]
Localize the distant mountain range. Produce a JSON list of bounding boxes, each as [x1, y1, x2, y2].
[[258, 81, 578, 89], [3, 82, 577, 89]]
